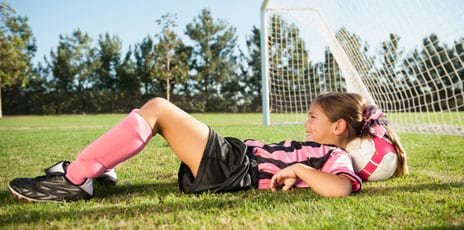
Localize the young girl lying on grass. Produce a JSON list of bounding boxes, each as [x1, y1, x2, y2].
[[8, 92, 408, 202]]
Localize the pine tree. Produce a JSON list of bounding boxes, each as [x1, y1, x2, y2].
[[0, 2, 36, 117], [185, 9, 238, 98], [154, 14, 189, 102]]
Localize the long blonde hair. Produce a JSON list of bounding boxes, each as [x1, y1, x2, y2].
[[313, 92, 409, 177], [384, 128, 409, 177]]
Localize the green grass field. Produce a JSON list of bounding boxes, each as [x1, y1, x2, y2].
[[0, 114, 463, 229]]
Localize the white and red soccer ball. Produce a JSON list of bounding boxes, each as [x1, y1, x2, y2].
[[346, 136, 398, 181]]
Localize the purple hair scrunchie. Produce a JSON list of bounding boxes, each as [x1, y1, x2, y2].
[[361, 105, 388, 138]]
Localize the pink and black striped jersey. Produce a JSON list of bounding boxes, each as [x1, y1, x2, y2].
[[244, 140, 362, 193]]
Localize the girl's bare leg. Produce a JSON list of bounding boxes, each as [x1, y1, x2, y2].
[[138, 98, 209, 177], [66, 97, 208, 185]]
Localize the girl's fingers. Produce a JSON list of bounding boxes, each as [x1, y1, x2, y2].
[[270, 176, 277, 191], [270, 175, 281, 191], [282, 183, 292, 191]]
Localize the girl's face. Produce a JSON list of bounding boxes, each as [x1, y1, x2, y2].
[[305, 104, 337, 144]]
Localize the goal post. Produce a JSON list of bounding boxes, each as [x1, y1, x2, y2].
[[260, 0, 464, 136]]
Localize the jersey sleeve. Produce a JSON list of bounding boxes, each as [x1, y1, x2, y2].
[[321, 149, 362, 193]]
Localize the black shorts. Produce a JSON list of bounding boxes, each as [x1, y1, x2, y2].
[[178, 128, 258, 194]]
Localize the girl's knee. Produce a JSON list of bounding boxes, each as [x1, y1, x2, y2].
[[141, 97, 169, 113], [138, 97, 170, 127]]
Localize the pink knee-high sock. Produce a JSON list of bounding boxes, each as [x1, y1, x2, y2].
[[66, 109, 153, 185]]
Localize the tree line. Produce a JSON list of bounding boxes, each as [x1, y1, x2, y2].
[[1, 2, 462, 116], [1, 4, 263, 115]]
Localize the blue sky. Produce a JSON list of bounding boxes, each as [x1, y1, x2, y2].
[[8, 0, 463, 65], [9, 0, 262, 64]]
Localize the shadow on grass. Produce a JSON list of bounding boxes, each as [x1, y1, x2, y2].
[[0, 181, 179, 206], [0, 181, 318, 226], [359, 181, 464, 196], [93, 180, 179, 198], [1, 181, 462, 225]]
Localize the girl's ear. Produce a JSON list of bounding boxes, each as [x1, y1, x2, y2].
[[332, 119, 347, 136]]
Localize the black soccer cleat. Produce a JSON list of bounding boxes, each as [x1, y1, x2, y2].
[[95, 169, 118, 186], [8, 161, 93, 202]]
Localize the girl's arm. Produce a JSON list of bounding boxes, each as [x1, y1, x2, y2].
[[270, 163, 352, 197]]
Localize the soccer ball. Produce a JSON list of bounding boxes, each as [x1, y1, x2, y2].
[[346, 137, 398, 181]]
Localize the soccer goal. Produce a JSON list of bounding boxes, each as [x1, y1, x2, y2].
[[260, 0, 464, 136]]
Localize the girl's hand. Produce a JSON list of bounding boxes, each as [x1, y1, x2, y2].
[[270, 164, 300, 191]]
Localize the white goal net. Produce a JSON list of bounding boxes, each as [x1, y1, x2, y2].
[[261, 0, 464, 136]]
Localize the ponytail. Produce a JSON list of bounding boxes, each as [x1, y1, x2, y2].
[[361, 105, 409, 177], [385, 128, 409, 177]]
